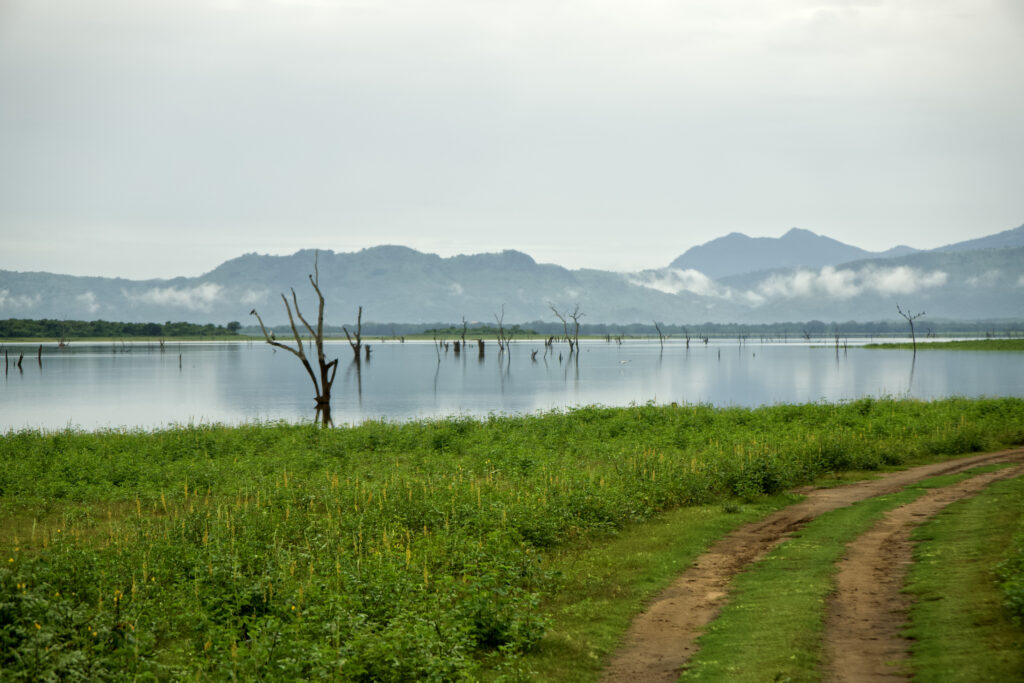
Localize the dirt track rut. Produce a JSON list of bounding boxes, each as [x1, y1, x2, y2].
[[600, 448, 1024, 683], [823, 462, 1024, 681]]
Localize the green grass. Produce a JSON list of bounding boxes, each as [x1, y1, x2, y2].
[[864, 339, 1024, 351], [502, 495, 797, 682], [1, 398, 1023, 679], [904, 473, 1024, 681], [679, 467, 1008, 682]]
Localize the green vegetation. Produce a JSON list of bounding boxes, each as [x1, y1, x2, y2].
[[680, 467, 1002, 681], [906, 474, 1024, 680], [864, 339, 1024, 351], [420, 324, 539, 338], [999, 500, 1024, 625], [0, 318, 242, 341], [1, 398, 1023, 679], [514, 494, 797, 682]]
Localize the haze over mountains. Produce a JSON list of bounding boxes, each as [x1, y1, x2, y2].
[[2, 224, 1023, 326]]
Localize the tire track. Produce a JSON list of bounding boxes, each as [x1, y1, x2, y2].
[[601, 448, 1024, 683], [823, 462, 1024, 681]]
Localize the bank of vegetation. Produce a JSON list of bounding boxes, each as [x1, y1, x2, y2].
[[2, 398, 1023, 679], [865, 339, 1024, 351], [0, 318, 242, 341]]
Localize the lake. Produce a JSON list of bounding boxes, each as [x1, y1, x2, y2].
[[1, 338, 1022, 431]]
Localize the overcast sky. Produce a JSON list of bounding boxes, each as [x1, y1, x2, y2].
[[1, 0, 1022, 280]]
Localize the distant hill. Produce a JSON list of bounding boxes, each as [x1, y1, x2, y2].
[[668, 228, 919, 279], [2, 225, 1022, 326], [0, 247, 726, 326], [935, 223, 1024, 252]]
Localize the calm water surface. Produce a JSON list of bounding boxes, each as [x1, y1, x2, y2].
[[1, 339, 1021, 431]]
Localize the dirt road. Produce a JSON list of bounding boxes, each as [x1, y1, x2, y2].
[[601, 448, 1024, 683]]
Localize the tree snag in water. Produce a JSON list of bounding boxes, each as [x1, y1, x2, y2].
[[550, 304, 584, 357], [250, 251, 339, 425], [344, 305, 363, 361], [896, 303, 925, 357]]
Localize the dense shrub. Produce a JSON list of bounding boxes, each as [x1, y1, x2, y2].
[[1, 397, 1023, 679]]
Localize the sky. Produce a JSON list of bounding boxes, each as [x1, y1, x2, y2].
[[1, 0, 1022, 280]]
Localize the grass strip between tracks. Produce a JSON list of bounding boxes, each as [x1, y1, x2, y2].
[[678, 465, 1010, 682], [904, 472, 1024, 681]]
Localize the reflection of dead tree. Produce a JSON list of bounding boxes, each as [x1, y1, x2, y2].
[[896, 303, 925, 356], [250, 252, 339, 425], [344, 306, 363, 361]]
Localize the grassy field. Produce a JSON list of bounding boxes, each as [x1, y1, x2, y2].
[[904, 473, 1024, 680], [2, 398, 1023, 679], [864, 339, 1024, 351]]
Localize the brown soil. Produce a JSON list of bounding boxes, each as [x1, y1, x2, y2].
[[600, 448, 1024, 683], [823, 462, 1024, 681]]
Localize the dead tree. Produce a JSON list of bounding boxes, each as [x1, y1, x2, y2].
[[653, 320, 665, 349], [896, 303, 925, 356], [550, 304, 583, 355], [250, 252, 339, 425], [494, 306, 510, 353], [344, 306, 363, 361], [568, 306, 583, 352]]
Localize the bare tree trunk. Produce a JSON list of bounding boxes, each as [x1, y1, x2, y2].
[[569, 306, 583, 353], [653, 321, 664, 349], [494, 305, 507, 353], [250, 250, 340, 419], [344, 305, 363, 361], [550, 304, 582, 355], [897, 303, 925, 357]]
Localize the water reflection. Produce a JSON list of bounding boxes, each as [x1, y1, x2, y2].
[[0, 339, 1022, 431]]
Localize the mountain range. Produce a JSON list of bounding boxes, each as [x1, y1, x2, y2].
[[2, 224, 1023, 326]]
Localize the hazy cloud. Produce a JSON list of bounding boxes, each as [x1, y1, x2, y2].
[[753, 265, 948, 301], [966, 270, 1001, 287], [628, 269, 731, 298], [239, 289, 267, 305], [75, 291, 100, 313], [0, 289, 42, 309], [126, 283, 222, 311]]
